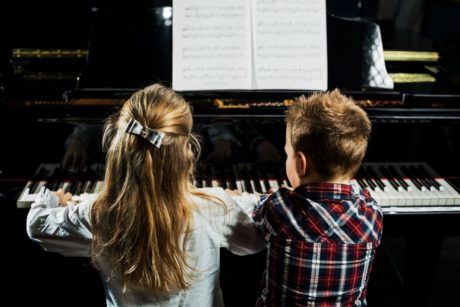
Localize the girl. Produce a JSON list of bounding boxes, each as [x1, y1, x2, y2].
[[27, 84, 265, 306]]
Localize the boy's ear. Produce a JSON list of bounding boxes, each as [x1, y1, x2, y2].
[[295, 151, 308, 177]]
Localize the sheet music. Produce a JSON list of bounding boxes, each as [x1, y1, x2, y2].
[[173, 0, 327, 91], [252, 0, 327, 90], [173, 0, 252, 90]]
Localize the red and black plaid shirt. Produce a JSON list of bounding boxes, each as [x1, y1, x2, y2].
[[253, 183, 383, 306]]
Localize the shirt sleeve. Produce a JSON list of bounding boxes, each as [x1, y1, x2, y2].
[[26, 189, 93, 257], [201, 188, 266, 256], [253, 193, 274, 241]]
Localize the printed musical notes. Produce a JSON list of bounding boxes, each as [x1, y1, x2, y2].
[[173, 0, 327, 91]]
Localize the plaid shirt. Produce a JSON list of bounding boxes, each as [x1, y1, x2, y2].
[[253, 183, 383, 307]]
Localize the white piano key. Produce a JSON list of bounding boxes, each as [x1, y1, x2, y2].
[[249, 179, 257, 194], [268, 178, 279, 191], [94, 180, 105, 193], [437, 178, 460, 205], [211, 179, 220, 188], [235, 180, 244, 193], [259, 179, 267, 193]]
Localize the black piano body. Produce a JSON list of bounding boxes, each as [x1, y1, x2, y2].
[[2, 1, 460, 306]]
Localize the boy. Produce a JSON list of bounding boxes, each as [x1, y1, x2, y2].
[[253, 90, 383, 306]]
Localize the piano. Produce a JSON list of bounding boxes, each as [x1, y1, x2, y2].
[[2, 0, 460, 306]]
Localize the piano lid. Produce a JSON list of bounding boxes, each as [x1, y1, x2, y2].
[[1, 1, 460, 101]]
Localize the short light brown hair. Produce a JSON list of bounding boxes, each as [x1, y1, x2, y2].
[[285, 89, 371, 180]]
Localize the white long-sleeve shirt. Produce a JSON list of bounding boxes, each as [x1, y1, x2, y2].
[[27, 188, 265, 307]]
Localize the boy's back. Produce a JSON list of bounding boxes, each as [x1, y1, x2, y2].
[[254, 184, 383, 306]]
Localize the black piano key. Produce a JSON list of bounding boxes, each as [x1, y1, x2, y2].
[[69, 181, 81, 195], [257, 169, 270, 193], [416, 165, 442, 190], [29, 181, 40, 194], [400, 165, 425, 191], [247, 169, 260, 193], [378, 166, 401, 191], [411, 165, 438, 191], [356, 169, 371, 189], [213, 166, 225, 190], [356, 178, 367, 189], [359, 167, 377, 190], [365, 166, 387, 191], [271, 161, 287, 188], [387, 165, 410, 190], [194, 176, 203, 188], [231, 165, 243, 192], [249, 166, 263, 193], [224, 167, 237, 190], [47, 181, 60, 191], [201, 164, 212, 188], [408, 165, 432, 190], [240, 165, 254, 193], [264, 162, 280, 191], [210, 165, 222, 187], [234, 165, 245, 192], [28, 164, 48, 193], [192, 163, 203, 189], [354, 172, 367, 189]]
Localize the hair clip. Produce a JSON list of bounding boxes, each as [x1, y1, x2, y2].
[[125, 119, 165, 148]]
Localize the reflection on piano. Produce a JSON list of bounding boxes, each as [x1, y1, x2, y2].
[[17, 162, 460, 213]]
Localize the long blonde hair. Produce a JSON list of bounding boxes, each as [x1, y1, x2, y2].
[[90, 84, 200, 294]]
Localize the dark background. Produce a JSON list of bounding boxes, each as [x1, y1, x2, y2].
[[2, 0, 460, 306]]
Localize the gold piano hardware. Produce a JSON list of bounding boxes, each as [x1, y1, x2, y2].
[[214, 99, 249, 109], [355, 99, 403, 107], [384, 50, 439, 62], [213, 99, 293, 108], [18, 72, 79, 81], [12, 48, 88, 59], [389, 73, 436, 83], [23, 100, 67, 106], [68, 98, 126, 106]]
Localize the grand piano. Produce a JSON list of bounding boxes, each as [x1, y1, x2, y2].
[[2, 0, 460, 306]]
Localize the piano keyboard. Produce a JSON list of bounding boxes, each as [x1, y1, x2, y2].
[[17, 162, 460, 213], [357, 162, 460, 213], [16, 164, 105, 208]]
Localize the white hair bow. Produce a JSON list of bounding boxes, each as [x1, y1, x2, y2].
[[125, 119, 165, 148]]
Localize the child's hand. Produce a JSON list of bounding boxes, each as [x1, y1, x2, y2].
[[225, 188, 242, 196], [52, 189, 73, 206]]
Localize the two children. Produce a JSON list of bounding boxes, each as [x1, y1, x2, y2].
[[27, 84, 382, 306]]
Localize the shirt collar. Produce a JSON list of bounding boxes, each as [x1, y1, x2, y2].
[[293, 182, 368, 202]]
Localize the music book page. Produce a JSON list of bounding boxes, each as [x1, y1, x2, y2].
[[173, 0, 327, 91]]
